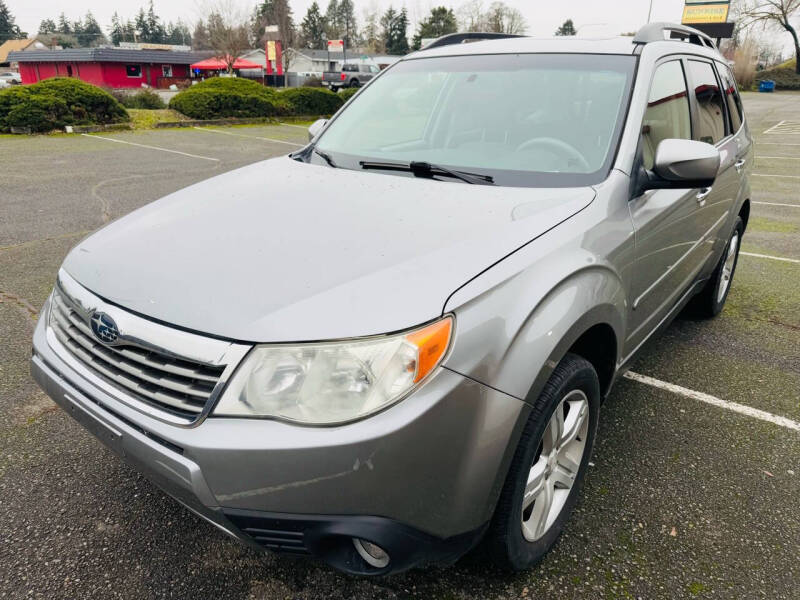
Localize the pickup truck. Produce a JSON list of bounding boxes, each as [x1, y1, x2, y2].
[[322, 63, 380, 90]]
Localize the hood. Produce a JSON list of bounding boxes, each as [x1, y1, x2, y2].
[[63, 157, 594, 342]]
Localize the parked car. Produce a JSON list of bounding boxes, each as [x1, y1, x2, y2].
[[323, 62, 380, 90], [32, 24, 752, 576], [0, 71, 21, 85]]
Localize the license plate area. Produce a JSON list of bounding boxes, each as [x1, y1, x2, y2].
[[64, 393, 124, 456]]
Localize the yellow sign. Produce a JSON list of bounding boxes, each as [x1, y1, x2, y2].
[[267, 40, 276, 61], [682, 4, 730, 24]]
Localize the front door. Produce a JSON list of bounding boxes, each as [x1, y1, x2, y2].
[[626, 59, 705, 355]]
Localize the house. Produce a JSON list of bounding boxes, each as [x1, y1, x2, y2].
[[7, 47, 212, 88], [285, 49, 401, 74], [0, 38, 52, 68]]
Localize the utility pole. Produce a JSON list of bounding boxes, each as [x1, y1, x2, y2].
[[647, 0, 654, 24]]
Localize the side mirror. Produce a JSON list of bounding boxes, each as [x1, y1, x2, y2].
[[640, 139, 720, 193], [308, 118, 328, 142]]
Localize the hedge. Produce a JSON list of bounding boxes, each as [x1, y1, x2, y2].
[[279, 87, 343, 115], [337, 87, 360, 102], [115, 88, 166, 109], [0, 78, 128, 133], [169, 77, 288, 119]]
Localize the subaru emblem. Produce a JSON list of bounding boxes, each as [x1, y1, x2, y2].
[[90, 312, 121, 345]]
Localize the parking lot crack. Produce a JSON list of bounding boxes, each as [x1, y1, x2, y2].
[[0, 290, 39, 329]]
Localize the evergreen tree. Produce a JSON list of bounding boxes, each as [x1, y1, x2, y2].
[[165, 20, 191, 46], [325, 0, 341, 40], [412, 6, 457, 50], [145, 1, 166, 43], [134, 8, 148, 42], [554, 19, 576, 36], [38, 19, 57, 35], [0, 0, 23, 41], [192, 20, 212, 50], [337, 0, 357, 48], [386, 7, 409, 54], [81, 11, 105, 46], [109, 13, 124, 45], [300, 2, 327, 49], [57, 13, 72, 34]]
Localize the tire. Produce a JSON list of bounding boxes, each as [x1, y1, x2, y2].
[[688, 216, 743, 319], [349, 79, 360, 88], [485, 353, 600, 571]]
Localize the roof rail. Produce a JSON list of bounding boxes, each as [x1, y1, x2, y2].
[[633, 22, 717, 49], [421, 32, 525, 50]]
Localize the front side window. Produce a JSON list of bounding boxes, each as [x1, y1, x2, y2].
[[370, 65, 380, 73], [718, 64, 744, 132], [314, 53, 636, 187], [688, 60, 726, 145], [642, 60, 692, 170], [126, 64, 142, 77]]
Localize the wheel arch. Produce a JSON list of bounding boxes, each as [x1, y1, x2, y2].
[[739, 198, 750, 233]]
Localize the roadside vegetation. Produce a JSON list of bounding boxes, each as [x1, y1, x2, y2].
[[755, 58, 800, 90], [168, 78, 344, 119], [0, 78, 128, 133], [112, 88, 167, 109]]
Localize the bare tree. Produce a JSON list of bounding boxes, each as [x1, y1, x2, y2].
[[739, 0, 800, 74], [458, 1, 527, 35], [203, 0, 251, 73]]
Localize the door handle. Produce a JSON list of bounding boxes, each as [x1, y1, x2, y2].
[[735, 159, 746, 174], [696, 187, 712, 203]]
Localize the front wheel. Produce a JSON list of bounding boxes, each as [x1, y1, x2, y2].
[[484, 353, 600, 570]]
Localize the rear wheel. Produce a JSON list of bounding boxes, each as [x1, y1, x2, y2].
[[349, 79, 360, 88], [485, 353, 600, 570], [688, 216, 743, 318]]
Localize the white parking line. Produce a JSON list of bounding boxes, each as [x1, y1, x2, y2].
[[756, 142, 800, 146], [756, 155, 800, 160], [278, 122, 310, 129], [192, 126, 304, 147], [741, 251, 800, 264], [82, 134, 220, 161], [624, 372, 800, 432], [763, 120, 787, 134], [752, 173, 800, 179], [753, 201, 800, 208]]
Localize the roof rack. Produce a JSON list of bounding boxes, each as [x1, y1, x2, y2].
[[421, 32, 525, 50], [633, 22, 717, 49]]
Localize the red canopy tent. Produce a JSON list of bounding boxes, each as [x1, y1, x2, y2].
[[190, 56, 263, 70]]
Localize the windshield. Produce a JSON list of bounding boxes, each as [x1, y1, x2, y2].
[[314, 53, 636, 187]]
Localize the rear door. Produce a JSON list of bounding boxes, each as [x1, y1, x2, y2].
[[626, 58, 705, 353], [684, 59, 739, 280]]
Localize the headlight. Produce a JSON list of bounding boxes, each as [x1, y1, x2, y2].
[[213, 316, 453, 424]]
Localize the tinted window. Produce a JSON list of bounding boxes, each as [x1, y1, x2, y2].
[[688, 60, 726, 144], [315, 53, 636, 188], [642, 61, 691, 170], [342, 64, 358, 72], [718, 64, 744, 132]]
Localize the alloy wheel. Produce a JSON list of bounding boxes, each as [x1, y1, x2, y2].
[[717, 231, 739, 303], [521, 389, 590, 541]]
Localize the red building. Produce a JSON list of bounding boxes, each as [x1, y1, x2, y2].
[[7, 48, 211, 89]]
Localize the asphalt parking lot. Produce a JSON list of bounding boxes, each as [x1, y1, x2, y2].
[[1, 93, 798, 599]]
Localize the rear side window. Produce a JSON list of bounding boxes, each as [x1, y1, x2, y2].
[[642, 61, 691, 170], [343, 64, 358, 72], [688, 60, 726, 145], [718, 64, 744, 132]]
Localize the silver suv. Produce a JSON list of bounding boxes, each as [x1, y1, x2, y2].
[[32, 24, 751, 575]]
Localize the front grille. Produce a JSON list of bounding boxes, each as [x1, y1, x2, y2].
[[49, 288, 226, 420]]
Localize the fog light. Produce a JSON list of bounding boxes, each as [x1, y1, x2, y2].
[[352, 538, 390, 568]]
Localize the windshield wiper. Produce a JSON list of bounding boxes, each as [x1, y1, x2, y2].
[[359, 160, 495, 185], [313, 148, 338, 168]]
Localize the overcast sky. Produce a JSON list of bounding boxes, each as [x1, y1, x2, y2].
[[9, 0, 798, 55], [13, 0, 690, 39]]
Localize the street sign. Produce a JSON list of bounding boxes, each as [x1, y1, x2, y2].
[[327, 39, 344, 51], [682, 1, 730, 25]]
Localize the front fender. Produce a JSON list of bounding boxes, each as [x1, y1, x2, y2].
[[444, 266, 626, 403]]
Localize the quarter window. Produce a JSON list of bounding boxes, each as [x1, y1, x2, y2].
[[688, 60, 726, 145], [642, 61, 691, 170], [718, 64, 744, 132]]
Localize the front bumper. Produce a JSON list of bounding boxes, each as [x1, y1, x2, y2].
[[31, 302, 528, 574]]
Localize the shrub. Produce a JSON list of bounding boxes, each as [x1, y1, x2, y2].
[[0, 77, 128, 133], [169, 77, 287, 119], [337, 87, 359, 102], [118, 88, 166, 109], [279, 87, 343, 116], [302, 75, 323, 88]]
